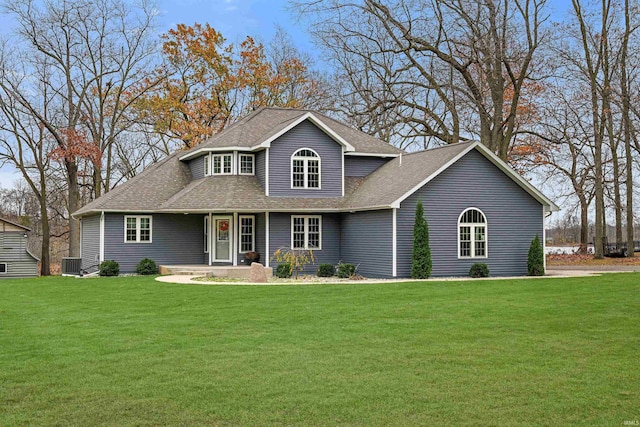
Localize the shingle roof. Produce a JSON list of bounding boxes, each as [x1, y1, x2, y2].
[[346, 142, 474, 209], [158, 176, 365, 212], [74, 152, 192, 216], [74, 142, 475, 216], [180, 107, 403, 157], [0, 217, 31, 231], [73, 108, 557, 217]]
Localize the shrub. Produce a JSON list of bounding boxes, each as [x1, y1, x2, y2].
[[469, 263, 489, 278], [271, 247, 315, 278], [275, 262, 293, 278], [136, 258, 158, 275], [99, 260, 120, 277], [528, 234, 545, 276], [317, 264, 335, 277], [336, 262, 356, 278], [411, 200, 432, 279]]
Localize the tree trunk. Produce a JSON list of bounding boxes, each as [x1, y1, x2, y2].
[[580, 196, 589, 249], [622, 0, 634, 257], [66, 160, 81, 257], [608, 127, 623, 244], [39, 204, 51, 276]]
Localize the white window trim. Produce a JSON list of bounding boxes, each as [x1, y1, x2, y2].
[[204, 216, 209, 253], [238, 215, 255, 253], [124, 215, 153, 244], [291, 215, 322, 250], [212, 153, 233, 176], [290, 148, 322, 190], [457, 207, 488, 259], [0, 262, 6, 274], [239, 153, 255, 176], [204, 154, 211, 176]]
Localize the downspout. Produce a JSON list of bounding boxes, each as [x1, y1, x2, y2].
[[99, 211, 105, 263], [392, 208, 397, 277]]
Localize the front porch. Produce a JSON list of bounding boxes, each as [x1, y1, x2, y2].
[[159, 264, 273, 279]]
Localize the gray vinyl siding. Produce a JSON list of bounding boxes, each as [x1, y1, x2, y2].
[[236, 213, 266, 266], [81, 215, 101, 272], [255, 150, 266, 190], [189, 155, 206, 180], [344, 156, 389, 177], [340, 210, 393, 278], [396, 149, 544, 277], [268, 212, 341, 274], [268, 120, 343, 197], [0, 232, 38, 278], [104, 213, 207, 273]]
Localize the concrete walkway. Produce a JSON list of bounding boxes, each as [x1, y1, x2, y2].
[[155, 268, 636, 285]]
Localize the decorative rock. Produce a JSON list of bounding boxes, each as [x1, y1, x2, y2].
[[249, 262, 268, 283]]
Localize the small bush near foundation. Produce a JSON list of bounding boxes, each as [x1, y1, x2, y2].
[[275, 263, 292, 278], [99, 260, 120, 277], [336, 262, 356, 278], [317, 264, 335, 277], [469, 263, 490, 278], [136, 258, 158, 275]]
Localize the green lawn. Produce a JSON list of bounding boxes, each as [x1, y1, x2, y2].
[[1, 275, 638, 426]]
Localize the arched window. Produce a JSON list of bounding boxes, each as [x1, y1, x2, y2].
[[291, 148, 320, 189], [458, 208, 487, 258]]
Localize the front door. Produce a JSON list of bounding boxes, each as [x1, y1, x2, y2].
[[213, 217, 232, 263]]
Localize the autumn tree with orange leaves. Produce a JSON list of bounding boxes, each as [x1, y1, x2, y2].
[[135, 24, 327, 148]]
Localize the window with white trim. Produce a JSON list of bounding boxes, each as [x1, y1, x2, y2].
[[291, 215, 321, 250], [204, 154, 210, 176], [212, 154, 233, 175], [239, 215, 255, 252], [291, 149, 320, 189], [204, 216, 209, 253], [0, 263, 6, 274], [239, 154, 255, 175], [458, 208, 487, 258], [124, 216, 152, 243]]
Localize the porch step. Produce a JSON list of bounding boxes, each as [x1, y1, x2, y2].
[[159, 264, 273, 279]]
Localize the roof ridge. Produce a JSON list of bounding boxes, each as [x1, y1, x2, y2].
[[402, 141, 476, 157]]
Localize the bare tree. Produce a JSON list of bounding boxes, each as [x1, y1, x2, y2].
[[293, 0, 549, 159], [1, 0, 159, 257], [0, 50, 55, 274]]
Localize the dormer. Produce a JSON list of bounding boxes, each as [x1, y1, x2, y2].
[[178, 107, 403, 197]]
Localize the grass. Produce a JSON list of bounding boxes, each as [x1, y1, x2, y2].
[[1, 274, 639, 426]]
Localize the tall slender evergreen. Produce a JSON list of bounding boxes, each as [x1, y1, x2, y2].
[[527, 234, 545, 276], [411, 200, 432, 278]]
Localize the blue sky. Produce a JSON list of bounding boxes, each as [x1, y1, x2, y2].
[[0, 0, 572, 189]]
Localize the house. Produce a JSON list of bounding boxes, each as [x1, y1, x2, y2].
[[0, 217, 39, 278], [74, 107, 558, 277]]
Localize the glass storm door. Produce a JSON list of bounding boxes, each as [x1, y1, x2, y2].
[[214, 217, 232, 262]]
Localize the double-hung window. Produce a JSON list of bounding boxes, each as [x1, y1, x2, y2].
[[212, 154, 233, 175], [125, 216, 152, 243], [0, 263, 6, 274], [291, 216, 321, 250], [458, 208, 487, 258], [291, 149, 320, 189], [239, 215, 255, 252], [239, 154, 255, 175]]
